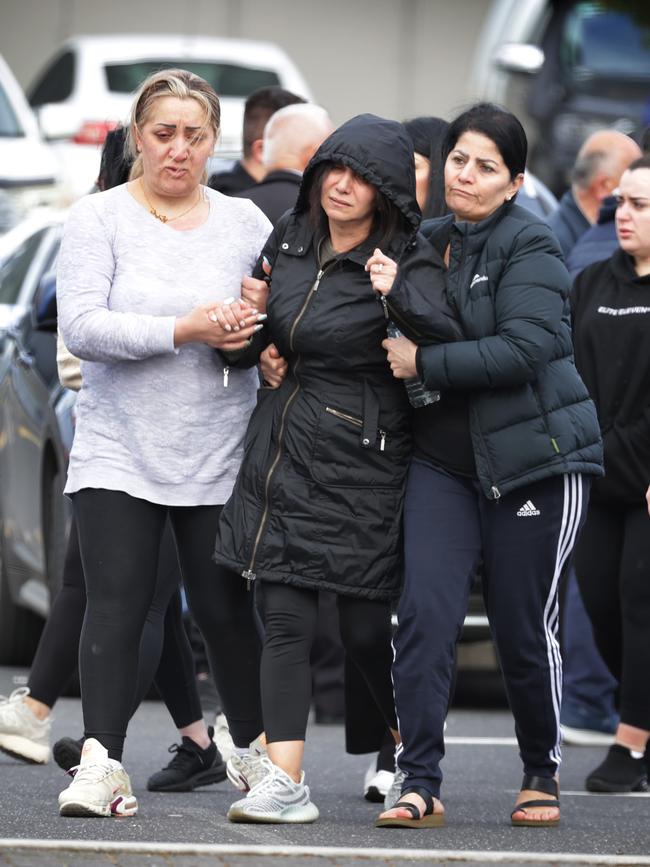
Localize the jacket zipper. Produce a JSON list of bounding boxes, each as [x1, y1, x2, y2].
[[325, 406, 387, 451], [241, 263, 332, 588]]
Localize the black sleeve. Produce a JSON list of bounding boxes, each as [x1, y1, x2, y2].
[[385, 233, 463, 343], [216, 219, 287, 369]]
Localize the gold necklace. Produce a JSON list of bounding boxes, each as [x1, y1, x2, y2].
[[140, 180, 202, 224]]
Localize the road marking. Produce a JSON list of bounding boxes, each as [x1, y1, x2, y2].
[[1, 841, 650, 865]]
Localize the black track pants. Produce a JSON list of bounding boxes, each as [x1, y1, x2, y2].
[[393, 461, 589, 799]]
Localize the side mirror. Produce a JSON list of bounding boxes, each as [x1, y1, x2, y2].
[[33, 272, 58, 333], [493, 43, 545, 75]]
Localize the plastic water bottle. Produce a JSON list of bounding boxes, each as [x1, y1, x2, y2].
[[386, 322, 440, 408]]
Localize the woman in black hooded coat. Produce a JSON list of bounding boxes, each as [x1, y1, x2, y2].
[[214, 114, 461, 823]]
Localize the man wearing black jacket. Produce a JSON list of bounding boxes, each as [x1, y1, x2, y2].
[[236, 104, 333, 225]]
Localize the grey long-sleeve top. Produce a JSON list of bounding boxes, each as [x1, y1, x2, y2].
[[57, 183, 271, 506]]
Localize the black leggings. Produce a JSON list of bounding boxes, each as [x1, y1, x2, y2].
[[74, 489, 262, 760], [574, 499, 650, 730], [28, 513, 202, 730], [259, 581, 397, 743]]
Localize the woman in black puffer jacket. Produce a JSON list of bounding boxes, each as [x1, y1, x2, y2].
[[214, 114, 461, 824], [375, 103, 603, 830]]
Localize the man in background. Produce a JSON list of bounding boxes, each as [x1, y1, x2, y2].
[[236, 103, 333, 224], [549, 129, 641, 256], [209, 86, 306, 195]]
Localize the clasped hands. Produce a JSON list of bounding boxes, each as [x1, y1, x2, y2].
[[174, 275, 269, 350]]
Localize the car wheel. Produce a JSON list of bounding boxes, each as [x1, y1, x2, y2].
[[0, 537, 44, 666]]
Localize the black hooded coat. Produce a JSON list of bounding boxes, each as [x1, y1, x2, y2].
[[214, 114, 460, 601]]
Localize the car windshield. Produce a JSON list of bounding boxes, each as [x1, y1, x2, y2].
[[563, 2, 650, 79], [105, 61, 281, 97], [0, 84, 23, 137]]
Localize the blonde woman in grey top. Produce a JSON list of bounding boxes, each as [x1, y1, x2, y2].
[[56, 69, 271, 819]]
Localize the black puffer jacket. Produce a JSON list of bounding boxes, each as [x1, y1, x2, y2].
[[214, 114, 460, 600], [387, 202, 604, 499]]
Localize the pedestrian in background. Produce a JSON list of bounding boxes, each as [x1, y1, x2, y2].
[[209, 85, 306, 194], [403, 116, 450, 219], [571, 154, 650, 793], [376, 102, 603, 829], [549, 130, 641, 257], [55, 68, 270, 819], [236, 102, 333, 224]]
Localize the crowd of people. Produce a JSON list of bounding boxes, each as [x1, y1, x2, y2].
[[0, 65, 648, 828]]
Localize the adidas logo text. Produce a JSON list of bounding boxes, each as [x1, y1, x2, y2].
[[517, 500, 540, 517], [470, 273, 488, 288]]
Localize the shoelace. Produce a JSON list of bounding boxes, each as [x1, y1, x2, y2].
[[68, 760, 117, 784], [0, 688, 33, 724], [247, 757, 297, 797], [163, 740, 207, 771]]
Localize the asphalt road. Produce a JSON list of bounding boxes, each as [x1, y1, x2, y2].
[[1, 666, 649, 866]]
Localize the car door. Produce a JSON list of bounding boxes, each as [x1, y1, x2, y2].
[[0, 223, 61, 615]]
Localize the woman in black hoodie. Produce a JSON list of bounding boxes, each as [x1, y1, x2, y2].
[[571, 154, 650, 793], [214, 114, 461, 823]]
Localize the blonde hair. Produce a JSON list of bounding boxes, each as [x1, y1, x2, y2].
[[126, 68, 220, 184]]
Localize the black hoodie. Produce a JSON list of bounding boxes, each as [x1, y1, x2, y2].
[[572, 248, 650, 504], [215, 114, 460, 599]]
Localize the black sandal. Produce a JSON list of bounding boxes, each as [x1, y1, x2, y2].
[[376, 785, 444, 828], [511, 774, 560, 827]]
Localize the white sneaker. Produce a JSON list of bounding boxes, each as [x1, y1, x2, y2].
[[0, 687, 51, 764], [226, 734, 269, 791], [384, 767, 406, 809], [227, 757, 319, 824], [364, 759, 395, 803], [58, 738, 138, 818], [213, 712, 235, 763]]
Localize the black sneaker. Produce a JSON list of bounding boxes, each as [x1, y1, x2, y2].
[[586, 744, 649, 793], [52, 736, 84, 771], [147, 726, 226, 792]]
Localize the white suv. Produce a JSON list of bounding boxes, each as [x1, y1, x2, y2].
[[27, 34, 314, 197]]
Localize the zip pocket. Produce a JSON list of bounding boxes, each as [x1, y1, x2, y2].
[[325, 406, 387, 451]]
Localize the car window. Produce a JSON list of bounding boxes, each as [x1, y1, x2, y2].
[[0, 229, 48, 305], [105, 61, 280, 98], [29, 52, 75, 107], [563, 3, 650, 79], [0, 82, 23, 136]]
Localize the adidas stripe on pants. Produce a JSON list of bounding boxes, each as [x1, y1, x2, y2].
[[392, 460, 590, 799]]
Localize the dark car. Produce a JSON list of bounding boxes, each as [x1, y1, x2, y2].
[[0, 211, 71, 665], [472, 0, 650, 195]]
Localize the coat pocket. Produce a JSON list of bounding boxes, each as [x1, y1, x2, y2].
[[309, 403, 408, 489]]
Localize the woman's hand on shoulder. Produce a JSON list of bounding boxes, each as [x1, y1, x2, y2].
[[381, 334, 418, 379], [174, 300, 265, 350], [259, 342, 288, 388], [366, 248, 398, 296]]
